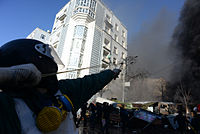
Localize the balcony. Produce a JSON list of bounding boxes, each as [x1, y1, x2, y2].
[[72, 7, 95, 23], [104, 19, 113, 28], [102, 57, 110, 64]]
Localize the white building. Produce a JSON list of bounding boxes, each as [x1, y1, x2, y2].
[[27, 27, 51, 44], [50, 0, 127, 79], [28, 0, 128, 101]]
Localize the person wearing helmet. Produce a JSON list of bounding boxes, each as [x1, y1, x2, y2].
[[0, 39, 121, 134]]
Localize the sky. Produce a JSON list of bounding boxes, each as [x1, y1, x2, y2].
[[0, 0, 185, 47], [103, 0, 185, 39]]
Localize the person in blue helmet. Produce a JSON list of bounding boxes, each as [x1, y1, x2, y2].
[[0, 39, 121, 134]]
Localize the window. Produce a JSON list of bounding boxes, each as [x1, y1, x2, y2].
[[70, 40, 74, 51], [53, 44, 58, 49], [114, 34, 118, 42], [104, 38, 110, 46], [74, 25, 88, 39], [113, 58, 117, 65], [90, 0, 96, 11], [77, 71, 81, 77], [103, 49, 109, 57], [74, 7, 95, 18], [122, 40, 126, 47], [122, 30, 126, 37], [67, 71, 77, 79], [115, 23, 118, 31], [102, 63, 109, 69], [121, 52, 125, 59], [113, 46, 118, 55], [53, 41, 59, 49], [102, 49, 111, 63], [69, 25, 88, 69], [106, 14, 111, 23], [68, 54, 79, 66], [40, 34, 45, 40], [78, 54, 83, 67], [105, 25, 111, 34], [80, 40, 86, 53], [76, 0, 96, 11], [70, 39, 84, 51], [59, 14, 66, 21], [54, 45, 57, 49]]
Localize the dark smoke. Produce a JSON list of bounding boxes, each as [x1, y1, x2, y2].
[[127, 9, 177, 102], [167, 0, 200, 103], [128, 8, 177, 81]]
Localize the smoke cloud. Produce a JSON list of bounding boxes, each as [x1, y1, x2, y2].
[[128, 8, 177, 81], [167, 0, 200, 103], [126, 8, 178, 102]]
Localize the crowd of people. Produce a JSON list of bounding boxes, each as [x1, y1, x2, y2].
[[76, 101, 200, 134], [76, 102, 130, 134]]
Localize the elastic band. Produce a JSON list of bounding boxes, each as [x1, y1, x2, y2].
[[63, 94, 74, 109]]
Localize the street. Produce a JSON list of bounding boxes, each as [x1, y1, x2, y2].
[[78, 122, 181, 134], [78, 123, 134, 134]]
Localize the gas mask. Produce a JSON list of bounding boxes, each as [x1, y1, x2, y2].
[[36, 94, 74, 132]]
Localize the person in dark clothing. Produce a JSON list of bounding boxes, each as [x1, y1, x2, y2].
[[102, 102, 111, 134], [76, 103, 88, 127], [174, 111, 187, 134], [161, 115, 170, 129], [0, 39, 121, 134], [88, 103, 97, 129], [190, 109, 200, 134], [120, 105, 129, 132], [96, 102, 103, 128]]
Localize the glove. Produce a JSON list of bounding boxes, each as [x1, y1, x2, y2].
[[10, 63, 42, 87], [112, 69, 121, 80], [0, 64, 41, 88]]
